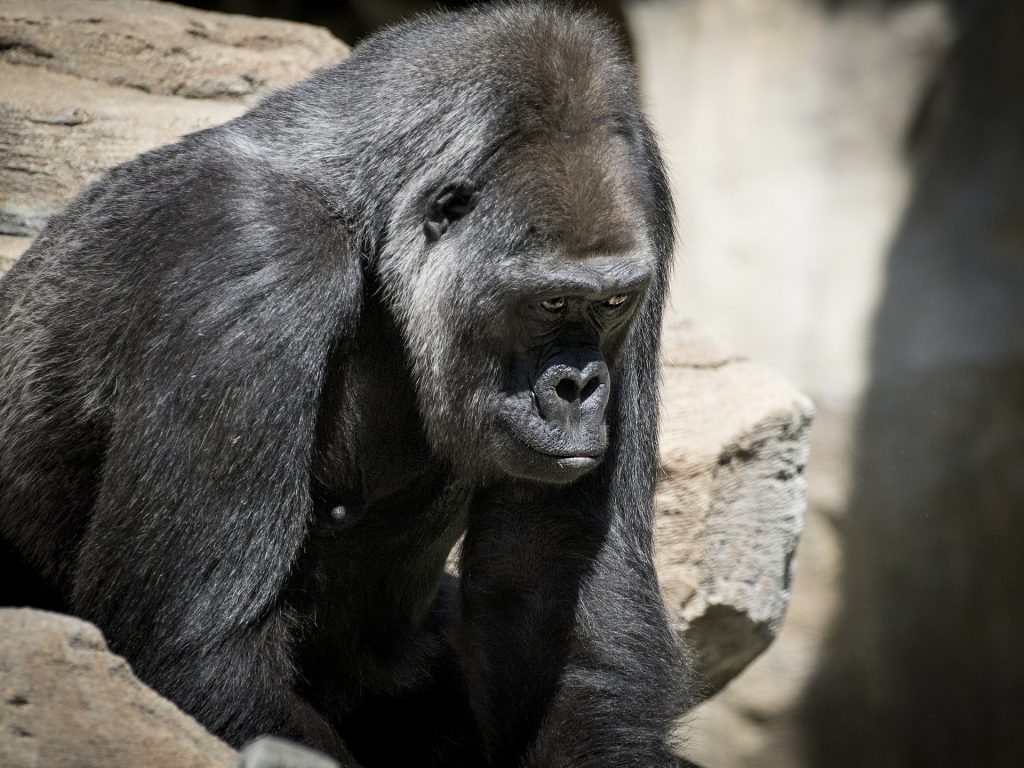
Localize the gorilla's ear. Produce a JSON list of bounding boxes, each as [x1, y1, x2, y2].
[[424, 180, 476, 241]]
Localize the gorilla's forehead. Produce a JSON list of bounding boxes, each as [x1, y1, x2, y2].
[[495, 134, 646, 258], [462, 6, 636, 135]]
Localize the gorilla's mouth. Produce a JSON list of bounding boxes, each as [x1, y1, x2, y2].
[[495, 419, 606, 484], [503, 420, 605, 462]]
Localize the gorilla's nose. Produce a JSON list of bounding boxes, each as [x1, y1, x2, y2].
[[535, 361, 610, 426]]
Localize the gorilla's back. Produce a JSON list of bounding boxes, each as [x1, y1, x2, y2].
[[0, 130, 279, 602]]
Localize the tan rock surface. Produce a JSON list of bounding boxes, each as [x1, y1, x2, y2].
[[0, 235, 29, 273], [0, 608, 236, 768], [0, 0, 349, 236]]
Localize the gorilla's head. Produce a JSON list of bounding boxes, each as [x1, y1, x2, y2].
[[381, 133, 657, 486], [372, 6, 664, 486]]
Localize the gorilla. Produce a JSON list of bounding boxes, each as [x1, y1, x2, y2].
[[0, 3, 692, 766]]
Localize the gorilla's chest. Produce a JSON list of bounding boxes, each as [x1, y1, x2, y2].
[[304, 314, 463, 606]]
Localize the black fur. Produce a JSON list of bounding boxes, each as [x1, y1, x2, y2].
[[0, 4, 692, 766]]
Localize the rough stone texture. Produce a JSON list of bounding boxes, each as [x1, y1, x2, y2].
[[0, 608, 236, 768], [657, 324, 812, 695], [0, 0, 349, 236]]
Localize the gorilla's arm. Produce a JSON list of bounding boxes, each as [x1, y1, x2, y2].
[[524, 332, 691, 768], [66, 152, 363, 757], [458, 299, 689, 767]]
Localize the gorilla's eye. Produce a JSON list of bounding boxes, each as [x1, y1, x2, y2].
[[604, 294, 629, 308], [541, 297, 567, 312]]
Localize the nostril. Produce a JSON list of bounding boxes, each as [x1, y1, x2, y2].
[[555, 378, 579, 403], [580, 377, 601, 403]]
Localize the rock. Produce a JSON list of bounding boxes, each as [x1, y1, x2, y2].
[[657, 323, 813, 694], [0, 608, 236, 768], [0, 0, 349, 236]]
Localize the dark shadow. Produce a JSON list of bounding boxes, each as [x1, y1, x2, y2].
[[800, 0, 1024, 764]]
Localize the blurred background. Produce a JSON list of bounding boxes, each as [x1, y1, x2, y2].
[[176, 0, 1024, 764]]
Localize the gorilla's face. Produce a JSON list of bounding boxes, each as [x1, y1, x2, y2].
[[405, 245, 651, 485], [384, 134, 655, 485], [486, 252, 651, 484]]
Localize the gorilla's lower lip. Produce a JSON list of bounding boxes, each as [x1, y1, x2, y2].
[[524, 444, 604, 465], [553, 455, 600, 471]]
